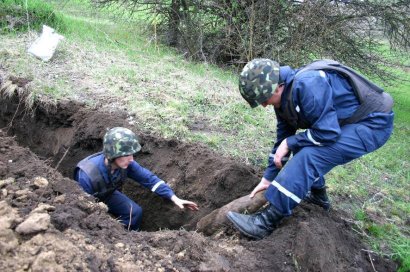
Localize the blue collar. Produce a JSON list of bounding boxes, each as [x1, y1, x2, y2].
[[279, 66, 295, 86]]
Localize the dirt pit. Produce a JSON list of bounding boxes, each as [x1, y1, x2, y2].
[[0, 78, 398, 271]]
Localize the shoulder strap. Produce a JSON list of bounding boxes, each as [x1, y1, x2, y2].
[[295, 59, 384, 103], [285, 59, 391, 126], [75, 152, 106, 194]]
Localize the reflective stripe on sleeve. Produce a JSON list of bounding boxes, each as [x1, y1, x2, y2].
[[269, 153, 289, 161], [307, 129, 322, 146], [269, 153, 290, 162], [271, 180, 301, 204], [151, 180, 165, 192]]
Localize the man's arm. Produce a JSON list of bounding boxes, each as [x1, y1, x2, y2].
[[127, 161, 175, 199], [128, 161, 199, 210], [263, 115, 297, 181], [286, 71, 341, 151]]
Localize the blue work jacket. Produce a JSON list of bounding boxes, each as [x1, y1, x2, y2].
[[74, 153, 175, 199], [263, 66, 393, 181]]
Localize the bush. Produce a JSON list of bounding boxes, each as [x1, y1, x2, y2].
[[92, 0, 410, 80], [0, 0, 65, 33]]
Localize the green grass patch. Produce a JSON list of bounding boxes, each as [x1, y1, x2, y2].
[[329, 110, 410, 270], [354, 208, 410, 271], [0, 0, 65, 33], [355, 209, 367, 221]]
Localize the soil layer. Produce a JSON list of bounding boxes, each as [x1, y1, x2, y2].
[[0, 78, 397, 271]]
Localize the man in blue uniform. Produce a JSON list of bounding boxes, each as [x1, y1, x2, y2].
[[227, 59, 394, 240], [74, 127, 198, 231]]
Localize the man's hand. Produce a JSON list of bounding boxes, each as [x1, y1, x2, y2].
[[274, 138, 289, 169], [250, 177, 271, 198], [171, 195, 199, 211]]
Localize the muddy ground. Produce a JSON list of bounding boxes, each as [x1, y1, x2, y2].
[[0, 74, 398, 271]]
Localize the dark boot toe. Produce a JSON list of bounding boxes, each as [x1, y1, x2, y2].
[[226, 211, 271, 240], [305, 192, 331, 211]]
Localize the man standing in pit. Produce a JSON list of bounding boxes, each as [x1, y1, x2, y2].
[[227, 59, 394, 240], [74, 127, 198, 231]]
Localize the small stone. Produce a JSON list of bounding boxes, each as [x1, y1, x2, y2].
[[53, 194, 66, 204], [16, 195, 28, 201], [32, 203, 55, 213], [31, 251, 64, 272], [97, 202, 109, 212], [0, 201, 21, 230], [33, 177, 49, 188], [115, 242, 124, 248], [16, 213, 50, 234], [0, 228, 18, 254], [0, 177, 14, 188], [15, 189, 30, 197], [177, 250, 186, 259]]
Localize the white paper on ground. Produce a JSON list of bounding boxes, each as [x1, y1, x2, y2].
[[27, 25, 64, 62]]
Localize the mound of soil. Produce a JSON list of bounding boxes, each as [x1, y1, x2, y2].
[[0, 75, 397, 271]]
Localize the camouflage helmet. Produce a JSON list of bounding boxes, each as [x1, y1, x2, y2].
[[239, 58, 280, 108], [103, 127, 141, 160]]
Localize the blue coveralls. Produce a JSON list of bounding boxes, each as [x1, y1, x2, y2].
[[74, 153, 175, 230], [264, 66, 394, 216]]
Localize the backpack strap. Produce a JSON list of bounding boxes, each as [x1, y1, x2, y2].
[[281, 59, 393, 128], [75, 152, 127, 201]]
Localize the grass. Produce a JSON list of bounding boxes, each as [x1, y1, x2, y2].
[[328, 67, 410, 270], [353, 207, 409, 271], [0, 0, 409, 270], [0, 0, 65, 33]]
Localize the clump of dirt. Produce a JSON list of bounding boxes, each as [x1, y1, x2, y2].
[[0, 74, 398, 271]]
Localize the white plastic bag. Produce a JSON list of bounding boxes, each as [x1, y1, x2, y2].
[[27, 25, 64, 62]]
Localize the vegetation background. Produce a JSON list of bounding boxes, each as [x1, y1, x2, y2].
[[0, 0, 409, 270]]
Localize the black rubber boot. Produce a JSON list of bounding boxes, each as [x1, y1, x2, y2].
[[226, 204, 284, 240], [305, 187, 331, 211]]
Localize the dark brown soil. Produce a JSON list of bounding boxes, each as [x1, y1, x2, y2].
[[0, 79, 398, 271]]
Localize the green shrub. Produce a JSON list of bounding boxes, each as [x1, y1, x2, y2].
[[0, 0, 65, 33]]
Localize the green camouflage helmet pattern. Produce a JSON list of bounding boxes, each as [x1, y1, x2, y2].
[[239, 58, 280, 108], [103, 127, 141, 160]]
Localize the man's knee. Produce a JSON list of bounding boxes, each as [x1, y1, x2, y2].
[[131, 202, 142, 219], [130, 203, 142, 218]]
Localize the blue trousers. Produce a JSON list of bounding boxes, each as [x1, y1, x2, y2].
[[104, 190, 143, 230], [265, 117, 394, 216]]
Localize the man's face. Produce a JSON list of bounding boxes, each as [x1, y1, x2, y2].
[[261, 84, 284, 108], [113, 155, 134, 169]]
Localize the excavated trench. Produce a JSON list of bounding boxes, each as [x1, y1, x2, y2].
[[0, 88, 261, 232], [0, 76, 399, 271]]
